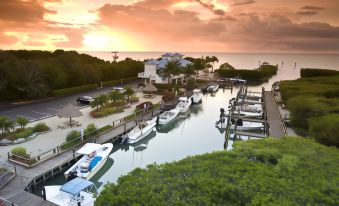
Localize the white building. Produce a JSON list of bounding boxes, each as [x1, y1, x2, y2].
[[138, 53, 192, 84]]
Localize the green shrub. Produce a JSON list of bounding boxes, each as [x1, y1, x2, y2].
[[99, 125, 113, 132], [91, 107, 124, 118], [11, 147, 29, 158], [300, 68, 339, 78], [309, 114, 339, 147], [51, 84, 97, 97], [96, 137, 339, 206], [14, 128, 33, 140], [33, 122, 50, 133], [103, 76, 138, 87], [84, 124, 98, 138], [128, 96, 139, 103], [66, 130, 80, 142]]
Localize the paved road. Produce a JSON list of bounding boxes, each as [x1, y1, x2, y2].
[[0, 80, 141, 122]]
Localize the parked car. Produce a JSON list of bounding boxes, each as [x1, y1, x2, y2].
[[77, 96, 94, 105], [109, 87, 125, 93], [136, 102, 153, 110]]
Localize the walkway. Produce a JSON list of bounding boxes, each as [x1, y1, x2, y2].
[[264, 91, 286, 138]]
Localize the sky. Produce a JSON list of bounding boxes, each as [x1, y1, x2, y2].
[[0, 0, 339, 53]]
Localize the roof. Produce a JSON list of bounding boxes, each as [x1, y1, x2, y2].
[[161, 52, 184, 57], [60, 177, 94, 196], [57, 103, 83, 118], [143, 83, 158, 92], [77, 143, 102, 154]]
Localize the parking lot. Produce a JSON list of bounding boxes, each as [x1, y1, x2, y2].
[[0, 81, 141, 122]]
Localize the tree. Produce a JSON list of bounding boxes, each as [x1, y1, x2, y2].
[[219, 62, 235, 70], [108, 90, 124, 103], [123, 86, 135, 100], [15, 62, 49, 99], [0, 116, 9, 133], [158, 60, 182, 85], [182, 63, 195, 80], [16, 116, 28, 129], [91, 97, 100, 109], [210, 56, 219, 72], [0, 70, 7, 91], [3, 118, 14, 133], [98, 94, 109, 108]]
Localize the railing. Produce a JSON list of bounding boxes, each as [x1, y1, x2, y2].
[[0, 196, 18, 206], [7, 98, 172, 168], [0, 160, 16, 190]]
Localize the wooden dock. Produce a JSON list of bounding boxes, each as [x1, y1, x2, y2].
[[264, 91, 286, 137], [0, 108, 160, 205]]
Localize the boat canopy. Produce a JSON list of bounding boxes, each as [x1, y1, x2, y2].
[[193, 89, 201, 93], [178, 97, 188, 101], [60, 177, 94, 196], [77, 143, 102, 155]]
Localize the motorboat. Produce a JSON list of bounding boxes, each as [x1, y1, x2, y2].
[[235, 104, 262, 113], [44, 177, 97, 206], [191, 89, 203, 103], [238, 98, 262, 104], [232, 110, 263, 118], [64, 143, 113, 180], [122, 118, 157, 144], [158, 109, 180, 125], [216, 118, 264, 131], [229, 78, 246, 83], [176, 97, 192, 113], [207, 84, 219, 92]]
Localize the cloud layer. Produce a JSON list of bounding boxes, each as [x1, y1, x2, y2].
[[0, 0, 338, 53]]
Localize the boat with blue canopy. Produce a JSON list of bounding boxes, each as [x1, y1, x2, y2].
[[44, 177, 97, 206]]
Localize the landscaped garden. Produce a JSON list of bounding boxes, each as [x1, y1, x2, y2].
[[0, 116, 50, 145], [90, 86, 139, 118]]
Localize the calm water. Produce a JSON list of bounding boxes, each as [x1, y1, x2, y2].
[[34, 52, 339, 194]]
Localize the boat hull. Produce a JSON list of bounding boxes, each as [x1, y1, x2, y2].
[[191, 93, 203, 104], [158, 110, 180, 125]]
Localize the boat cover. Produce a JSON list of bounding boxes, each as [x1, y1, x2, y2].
[[77, 143, 102, 155], [60, 177, 93, 195], [89, 156, 102, 171]]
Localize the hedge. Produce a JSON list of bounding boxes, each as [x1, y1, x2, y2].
[[11, 147, 29, 158], [33, 122, 50, 133], [14, 128, 33, 140], [51, 84, 97, 97], [300, 68, 339, 78]]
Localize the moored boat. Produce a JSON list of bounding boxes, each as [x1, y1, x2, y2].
[[158, 108, 180, 125], [191, 89, 203, 103], [216, 118, 264, 131], [44, 177, 97, 206], [122, 118, 157, 144], [232, 110, 263, 118], [64, 143, 113, 180], [176, 97, 192, 113], [207, 84, 219, 92]]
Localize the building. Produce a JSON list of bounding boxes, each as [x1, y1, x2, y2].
[[138, 53, 192, 84]]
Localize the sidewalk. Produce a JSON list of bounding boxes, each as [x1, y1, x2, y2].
[[0, 92, 162, 160]]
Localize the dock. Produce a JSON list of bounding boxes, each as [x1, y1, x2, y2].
[[264, 91, 286, 137], [0, 105, 163, 205]]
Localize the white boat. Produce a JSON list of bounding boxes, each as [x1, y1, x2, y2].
[[233, 110, 263, 118], [216, 118, 264, 131], [191, 89, 203, 103], [122, 118, 157, 144], [64, 143, 113, 180], [44, 177, 97, 206], [238, 98, 262, 104], [158, 109, 180, 125], [235, 104, 262, 113], [176, 97, 192, 113], [207, 84, 219, 92], [230, 78, 246, 83]]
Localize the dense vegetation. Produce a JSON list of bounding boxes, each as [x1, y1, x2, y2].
[[300, 68, 339, 78], [216, 62, 278, 82], [280, 69, 339, 146], [0, 50, 143, 101], [96, 137, 339, 205]]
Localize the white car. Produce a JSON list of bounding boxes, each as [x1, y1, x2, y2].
[[77, 96, 94, 105], [109, 87, 125, 93]]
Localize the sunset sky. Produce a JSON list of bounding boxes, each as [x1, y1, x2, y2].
[[1, 0, 339, 53]]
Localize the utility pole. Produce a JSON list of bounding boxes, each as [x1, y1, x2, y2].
[[111, 51, 119, 62]]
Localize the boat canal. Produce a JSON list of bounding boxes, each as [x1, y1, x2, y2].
[[33, 87, 255, 195]]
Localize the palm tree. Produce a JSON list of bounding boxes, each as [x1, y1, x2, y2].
[[158, 60, 182, 85], [123, 86, 135, 100], [98, 94, 109, 108], [210, 56, 219, 72], [0, 116, 9, 133], [16, 116, 28, 129], [3, 119, 14, 133], [192, 58, 205, 77], [108, 90, 124, 103], [15, 62, 48, 99], [91, 97, 100, 109], [183, 63, 195, 80]]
